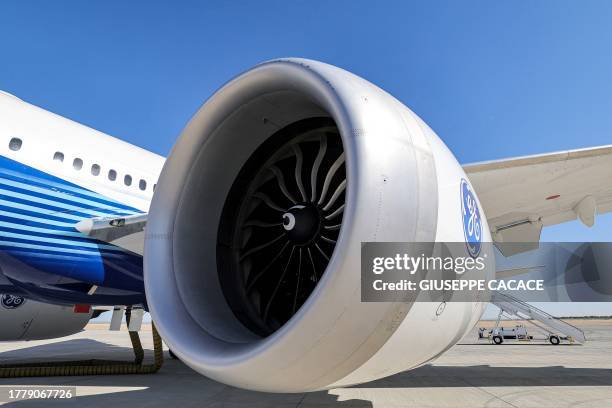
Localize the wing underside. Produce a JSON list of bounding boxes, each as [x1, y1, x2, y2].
[[464, 145, 612, 255]]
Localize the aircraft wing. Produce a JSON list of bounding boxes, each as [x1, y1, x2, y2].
[[464, 145, 612, 255]]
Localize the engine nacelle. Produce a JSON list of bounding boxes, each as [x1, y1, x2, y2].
[[0, 294, 91, 341], [145, 59, 493, 392]]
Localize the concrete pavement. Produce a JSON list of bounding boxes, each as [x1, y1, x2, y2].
[[1, 319, 611, 407]]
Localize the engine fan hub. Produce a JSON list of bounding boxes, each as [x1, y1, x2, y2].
[[282, 204, 321, 245]]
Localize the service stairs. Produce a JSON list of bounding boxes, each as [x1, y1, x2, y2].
[[490, 292, 587, 343]]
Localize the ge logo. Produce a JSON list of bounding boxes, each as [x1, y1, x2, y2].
[[460, 179, 482, 258], [1, 294, 26, 309]]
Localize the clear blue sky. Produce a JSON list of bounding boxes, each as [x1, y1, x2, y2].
[[2, 1, 611, 316]]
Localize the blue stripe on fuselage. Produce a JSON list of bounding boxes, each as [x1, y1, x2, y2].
[[0, 167, 139, 212], [0, 155, 145, 302]]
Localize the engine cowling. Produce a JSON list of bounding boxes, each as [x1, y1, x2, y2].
[[0, 294, 92, 341], [144, 59, 494, 392]]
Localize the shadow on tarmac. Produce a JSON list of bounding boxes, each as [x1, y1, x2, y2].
[[1, 339, 611, 407]]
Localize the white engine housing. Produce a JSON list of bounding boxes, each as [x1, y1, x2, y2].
[[0, 294, 91, 341], [145, 59, 493, 392]]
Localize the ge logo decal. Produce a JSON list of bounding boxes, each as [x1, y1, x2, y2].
[[460, 179, 482, 258], [1, 294, 26, 309]]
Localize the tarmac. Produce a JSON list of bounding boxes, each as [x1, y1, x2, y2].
[[0, 319, 611, 408]]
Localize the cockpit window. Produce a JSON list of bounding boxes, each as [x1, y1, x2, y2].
[[9, 138, 22, 151]]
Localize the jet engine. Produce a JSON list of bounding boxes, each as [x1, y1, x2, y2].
[[144, 59, 494, 392], [0, 294, 92, 341]]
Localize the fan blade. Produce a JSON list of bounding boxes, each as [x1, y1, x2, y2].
[[324, 204, 345, 220], [292, 145, 308, 202], [253, 192, 285, 212], [243, 220, 282, 228], [292, 248, 303, 313], [317, 153, 345, 205], [263, 246, 295, 322], [314, 243, 330, 261], [323, 224, 341, 231], [322, 179, 346, 211], [269, 166, 297, 204], [319, 235, 336, 244], [239, 233, 285, 261], [246, 241, 290, 292], [307, 247, 318, 283], [310, 135, 328, 202]]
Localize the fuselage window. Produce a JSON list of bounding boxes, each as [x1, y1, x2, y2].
[[139, 179, 146, 191], [91, 164, 101, 176], [53, 152, 64, 162], [124, 174, 132, 186], [108, 169, 117, 181], [73, 158, 83, 170], [9, 138, 22, 151]]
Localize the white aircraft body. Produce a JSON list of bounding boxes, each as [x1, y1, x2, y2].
[[0, 59, 610, 392]]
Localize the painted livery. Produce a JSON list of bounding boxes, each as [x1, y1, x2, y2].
[[0, 91, 163, 306]]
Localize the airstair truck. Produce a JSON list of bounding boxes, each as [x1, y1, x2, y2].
[[480, 292, 586, 345]]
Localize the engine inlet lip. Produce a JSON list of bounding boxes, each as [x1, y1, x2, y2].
[[145, 58, 361, 368]]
